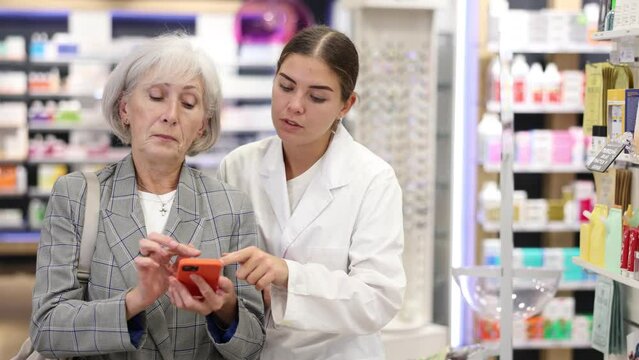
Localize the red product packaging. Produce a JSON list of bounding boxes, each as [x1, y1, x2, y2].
[[622, 226, 631, 271], [627, 228, 639, 273]]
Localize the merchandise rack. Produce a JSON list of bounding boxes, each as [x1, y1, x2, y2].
[[470, 1, 601, 358], [0, 9, 276, 254]]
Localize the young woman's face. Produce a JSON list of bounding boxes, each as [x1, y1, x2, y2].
[[271, 54, 352, 149], [119, 69, 207, 162]]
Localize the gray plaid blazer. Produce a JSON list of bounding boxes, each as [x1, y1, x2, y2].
[[30, 154, 264, 360]]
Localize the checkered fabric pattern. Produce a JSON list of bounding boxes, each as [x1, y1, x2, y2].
[[30, 154, 265, 360]]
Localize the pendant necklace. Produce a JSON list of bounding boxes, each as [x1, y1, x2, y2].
[[158, 194, 175, 216], [138, 183, 176, 217]]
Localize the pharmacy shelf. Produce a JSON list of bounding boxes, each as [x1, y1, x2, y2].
[[0, 59, 26, 65], [593, 28, 639, 41], [30, 57, 118, 66], [0, 158, 27, 164], [0, 231, 39, 255], [0, 242, 38, 256], [487, 101, 584, 114], [483, 339, 590, 350], [29, 91, 100, 100], [481, 221, 581, 233], [558, 280, 597, 291], [482, 163, 588, 173], [28, 121, 110, 132], [0, 189, 26, 198], [0, 93, 27, 100], [573, 257, 639, 289], [0, 122, 25, 129], [28, 150, 129, 164], [487, 42, 611, 54], [28, 188, 51, 198], [616, 153, 639, 165]]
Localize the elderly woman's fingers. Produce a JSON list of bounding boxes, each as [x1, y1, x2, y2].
[[140, 232, 202, 260]]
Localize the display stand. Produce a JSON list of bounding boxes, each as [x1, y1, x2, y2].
[[337, 0, 446, 358]]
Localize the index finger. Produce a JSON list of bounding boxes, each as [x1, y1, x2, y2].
[[220, 248, 255, 266], [147, 233, 201, 257]]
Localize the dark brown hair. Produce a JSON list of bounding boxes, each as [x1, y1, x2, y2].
[[276, 25, 359, 102]]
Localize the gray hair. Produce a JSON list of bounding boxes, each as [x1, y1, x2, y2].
[[101, 33, 222, 156]]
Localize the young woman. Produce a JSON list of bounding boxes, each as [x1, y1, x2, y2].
[[219, 25, 405, 359]]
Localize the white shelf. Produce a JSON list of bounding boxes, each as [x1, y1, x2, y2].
[[616, 153, 639, 165], [29, 91, 100, 99], [29, 121, 110, 132], [573, 257, 639, 289], [481, 221, 581, 233], [28, 150, 128, 164], [487, 42, 612, 54], [340, 0, 445, 10], [593, 28, 639, 41], [487, 101, 584, 114], [30, 57, 117, 65], [482, 163, 588, 173], [513, 339, 591, 349]]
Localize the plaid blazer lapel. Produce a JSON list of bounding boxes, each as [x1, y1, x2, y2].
[[101, 154, 174, 359], [163, 164, 203, 251]]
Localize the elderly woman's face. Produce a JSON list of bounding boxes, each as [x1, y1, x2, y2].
[[120, 69, 206, 161]]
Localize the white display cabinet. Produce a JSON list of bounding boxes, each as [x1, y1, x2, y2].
[[338, 0, 447, 358]]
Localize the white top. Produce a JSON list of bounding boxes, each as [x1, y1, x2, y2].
[[286, 158, 322, 213], [138, 190, 176, 235], [218, 124, 406, 360]]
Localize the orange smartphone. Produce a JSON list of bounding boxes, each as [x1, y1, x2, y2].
[[176, 258, 222, 297]]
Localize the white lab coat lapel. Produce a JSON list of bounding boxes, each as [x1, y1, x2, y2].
[[265, 124, 353, 256], [259, 136, 291, 238]]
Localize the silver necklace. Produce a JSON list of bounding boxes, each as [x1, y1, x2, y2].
[[138, 186, 176, 217], [156, 193, 175, 216]]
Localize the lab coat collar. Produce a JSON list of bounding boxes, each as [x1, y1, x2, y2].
[[258, 123, 353, 188], [259, 124, 354, 253]]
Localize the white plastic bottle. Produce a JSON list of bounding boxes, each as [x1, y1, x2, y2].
[[478, 112, 502, 165], [544, 62, 561, 104], [480, 181, 502, 223], [511, 55, 529, 104], [488, 56, 501, 104], [528, 62, 545, 105]]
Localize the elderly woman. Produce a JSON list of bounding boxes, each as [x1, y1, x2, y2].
[[29, 34, 264, 359]]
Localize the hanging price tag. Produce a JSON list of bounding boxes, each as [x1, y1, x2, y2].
[[619, 37, 636, 63], [587, 141, 626, 172]]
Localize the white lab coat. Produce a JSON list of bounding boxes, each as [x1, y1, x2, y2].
[[218, 124, 406, 360]]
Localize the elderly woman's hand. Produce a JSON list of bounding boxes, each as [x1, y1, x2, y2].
[[220, 246, 289, 290], [125, 233, 201, 319], [167, 275, 238, 327]]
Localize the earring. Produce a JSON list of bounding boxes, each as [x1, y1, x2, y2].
[[331, 118, 342, 135]]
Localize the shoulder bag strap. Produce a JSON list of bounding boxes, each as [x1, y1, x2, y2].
[[77, 171, 99, 284]]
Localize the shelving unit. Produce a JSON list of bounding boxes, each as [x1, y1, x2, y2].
[[573, 257, 639, 289], [485, 339, 592, 350], [593, 29, 639, 40], [470, 2, 600, 359], [0, 9, 278, 257], [480, 220, 581, 233], [486, 42, 612, 54], [486, 101, 584, 114], [482, 163, 588, 173]]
